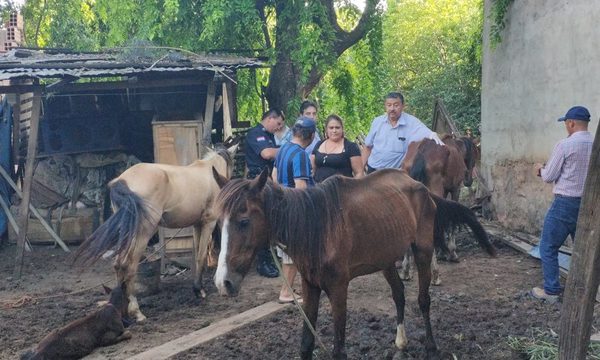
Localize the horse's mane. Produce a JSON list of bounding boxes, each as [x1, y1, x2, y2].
[[459, 136, 476, 168], [206, 143, 234, 168], [216, 177, 344, 282]]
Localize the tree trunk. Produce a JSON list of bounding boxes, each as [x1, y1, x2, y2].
[[558, 124, 600, 359]]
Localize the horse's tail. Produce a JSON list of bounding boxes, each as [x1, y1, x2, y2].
[[73, 180, 150, 266], [409, 150, 428, 185], [431, 194, 496, 256]]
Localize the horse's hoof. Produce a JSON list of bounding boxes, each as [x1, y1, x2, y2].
[[398, 273, 411, 281], [431, 278, 442, 286], [193, 286, 207, 299], [135, 313, 147, 322], [448, 254, 460, 263]]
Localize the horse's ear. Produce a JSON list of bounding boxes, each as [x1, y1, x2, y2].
[[212, 166, 229, 189], [250, 167, 269, 193], [102, 284, 112, 295]]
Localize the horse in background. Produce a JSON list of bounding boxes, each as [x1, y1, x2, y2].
[[400, 135, 478, 282], [21, 283, 131, 360], [74, 143, 238, 322], [213, 169, 495, 359]]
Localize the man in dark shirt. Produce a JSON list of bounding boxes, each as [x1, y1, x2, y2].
[[245, 109, 284, 277]]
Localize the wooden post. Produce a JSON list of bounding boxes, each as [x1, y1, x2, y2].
[[222, 81, 233, 140], [202, 80, 216, 147], [11, 93, 20, 166], [14, 86, 42, 278], [558, 123, 600, 359]]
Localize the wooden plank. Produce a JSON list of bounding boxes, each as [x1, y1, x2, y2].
[[14, 86, 41, 278], [127, 301, 289, 360], [558, 123, 600, 359], [222, 81, 233, 140], [11, 92, 20, 164], [202, 80, 216, 146], [0, 75, 214, 94], [0, 165, 70, 252]]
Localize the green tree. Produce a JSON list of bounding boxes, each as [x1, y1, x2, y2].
[[19, 0, 383, 122], [382, 0, 482, 132]]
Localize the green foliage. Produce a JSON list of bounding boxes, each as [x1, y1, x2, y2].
[[490, 0, 514, 47], [507, 328, 600, 360], [380, 0, 483, 134]]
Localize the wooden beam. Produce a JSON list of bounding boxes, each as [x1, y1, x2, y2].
[[202, 80, 216, 146], [0, 165, 69, 252], [222, 81, 233, 140], [559, 124, 600, 359], [0, 192, 32, 252], [127, 301, 289, 360], [14, 86, 42, 278], [11, 93, 20, 165], [0, 75, 214, 94]]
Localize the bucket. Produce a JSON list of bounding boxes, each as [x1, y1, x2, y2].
[[136, 258, 161, 296]]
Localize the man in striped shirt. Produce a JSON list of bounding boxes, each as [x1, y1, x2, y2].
[[531, 106, 594, 302], [272, 116, 316, 303]]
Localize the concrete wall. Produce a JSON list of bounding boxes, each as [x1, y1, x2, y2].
[[481, 0, 599, 232]]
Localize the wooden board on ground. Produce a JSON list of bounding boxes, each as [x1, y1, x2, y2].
[[125, 301, 290, 360]]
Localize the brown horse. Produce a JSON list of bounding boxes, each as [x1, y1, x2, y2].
[[75, 143, 237, 322], [213, 168, 495, 359], [21, 283, 131, 360], [402, 135, 478, 265]]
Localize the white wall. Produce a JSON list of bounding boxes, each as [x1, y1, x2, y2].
[[481, 0, 599, 232]]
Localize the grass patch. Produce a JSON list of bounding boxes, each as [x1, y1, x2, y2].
[[508, 328, 600, 359]]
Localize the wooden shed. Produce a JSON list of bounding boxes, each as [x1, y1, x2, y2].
[[0, 47, 264, 277]]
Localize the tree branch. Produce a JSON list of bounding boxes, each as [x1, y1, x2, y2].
[[322, 0, 379, 56], [255, 0, 272, 49]]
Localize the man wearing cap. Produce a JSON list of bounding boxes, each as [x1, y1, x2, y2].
[[531, 106, 594, 302], [245, 108, 284, 278], [272, 116, 316, 303], [362, 92, 444, 173]]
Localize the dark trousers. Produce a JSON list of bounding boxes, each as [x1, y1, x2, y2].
[[366, 165, 378, 174], [246, 170, 273, 265]]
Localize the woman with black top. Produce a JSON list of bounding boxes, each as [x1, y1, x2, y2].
[[311, 114, 364, 182]]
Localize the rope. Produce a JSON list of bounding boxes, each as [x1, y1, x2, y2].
[[269, 246, 333, 360]]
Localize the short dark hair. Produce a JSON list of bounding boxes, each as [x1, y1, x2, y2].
[[292, 124, 315, 141], [299, 100, 318, 115], [262, 108, 284, 121], [385, 92, 404, 104]]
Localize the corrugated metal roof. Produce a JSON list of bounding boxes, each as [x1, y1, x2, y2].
[[0, 48, 266, 80]]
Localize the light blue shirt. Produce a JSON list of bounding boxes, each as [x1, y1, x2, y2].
[[365, 112, 434, 169]]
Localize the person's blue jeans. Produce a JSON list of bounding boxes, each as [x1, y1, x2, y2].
[[539, 195, 582, 295]]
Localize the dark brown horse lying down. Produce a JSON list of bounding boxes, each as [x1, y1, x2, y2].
[[213, 168, 496, 359], [21, 283, 131, 360]]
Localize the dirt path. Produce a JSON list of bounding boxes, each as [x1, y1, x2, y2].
[[1, 230, 597, 359]]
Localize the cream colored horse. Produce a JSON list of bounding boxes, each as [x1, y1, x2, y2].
[[75, 144, 237, 321]]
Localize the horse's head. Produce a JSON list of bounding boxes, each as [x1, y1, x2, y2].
[[458, 137, 478, 187], [214, 169, 272, 297], [103, 282, 132, 325], [207, 142, 237, 180]]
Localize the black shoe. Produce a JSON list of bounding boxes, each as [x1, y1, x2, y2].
[[257, 260, 279, 278]]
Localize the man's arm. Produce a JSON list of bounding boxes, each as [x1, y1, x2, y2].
[[361, 146, 372, 168], [539, 143, 565, 183], [260, 147, 278, 160]]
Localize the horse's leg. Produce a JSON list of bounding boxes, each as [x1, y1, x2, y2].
[[300, 278, 322, 360], [413, 245, 438, 356], [399, 250, 412, 281], [115, 220, 159, 322], [446, 189, 460, 262], [325, 281, 349, 360], [192, 220, 216, 298], [430, 252, 442, 286], [382, 266, 407, 350]]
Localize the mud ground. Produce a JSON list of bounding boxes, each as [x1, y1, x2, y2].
[[1, 229, 596, 359]]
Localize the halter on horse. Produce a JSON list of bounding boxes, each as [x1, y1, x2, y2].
[[213, 168, 495, 359], [74, 143, 237, 322]]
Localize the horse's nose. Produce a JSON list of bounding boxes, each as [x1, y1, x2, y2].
[[224, 280, 237, 296]]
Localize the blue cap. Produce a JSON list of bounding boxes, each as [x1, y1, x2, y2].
[[294, 116, 316, 131], [558, 106, 591, 122]]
